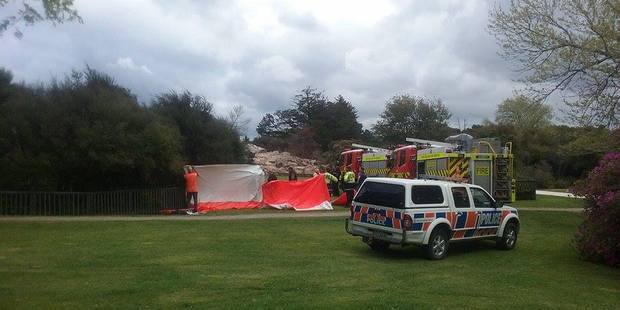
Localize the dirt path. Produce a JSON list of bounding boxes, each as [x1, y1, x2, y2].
[[0, 207, 582, 222]]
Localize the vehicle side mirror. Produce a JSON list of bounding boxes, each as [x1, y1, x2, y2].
[[492, 201, 504, 209]]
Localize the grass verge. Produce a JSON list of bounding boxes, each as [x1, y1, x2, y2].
[[511, 195, 584, 209], [1, 211, 618, 308]]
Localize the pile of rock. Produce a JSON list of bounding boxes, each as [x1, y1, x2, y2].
[[248, 144, 320, 176]]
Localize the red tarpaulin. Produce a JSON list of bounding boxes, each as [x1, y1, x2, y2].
[[332, 189, 356, 206], [262, 174, 333, 211]]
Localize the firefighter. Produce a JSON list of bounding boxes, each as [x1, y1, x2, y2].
[[318, 167, 338, 196], [331, 166, 340, 196], [343, 166, 357, 207]]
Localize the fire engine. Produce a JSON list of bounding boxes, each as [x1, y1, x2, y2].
[[338, 134, 515, 202]]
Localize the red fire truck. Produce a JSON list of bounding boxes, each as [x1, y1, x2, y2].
[[338, 144, 417, 178], [338, 134, 515, 202]]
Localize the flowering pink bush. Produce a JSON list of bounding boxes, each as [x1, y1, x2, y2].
[[571, 152, 620, 267]]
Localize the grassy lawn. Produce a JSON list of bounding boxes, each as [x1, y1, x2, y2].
[[2, 212, 619, 309], [510, 195, 584, 209]]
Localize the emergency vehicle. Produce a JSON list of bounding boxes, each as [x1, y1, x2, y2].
[[345, 178, 520, 260], [338, 134, 515, 202], [338, 144, 417, 178]]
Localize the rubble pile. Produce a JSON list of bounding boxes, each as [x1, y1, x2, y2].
[[248, 144, 320, 176]]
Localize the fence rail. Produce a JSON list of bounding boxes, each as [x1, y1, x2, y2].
[[0, 188, 186, 216]]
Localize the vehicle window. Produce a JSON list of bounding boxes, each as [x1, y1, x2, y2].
[[411, 185, 444, 205], [471, 187, 493, 208], [399, 150, 406, 166], [451, 187, 471, 208], [354, 181, 405, 209]]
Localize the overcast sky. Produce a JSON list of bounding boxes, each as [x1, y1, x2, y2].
[[1, 0, 525, 136]]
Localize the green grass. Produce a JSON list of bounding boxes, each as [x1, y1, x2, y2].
[[510, 195, 584, 209], [1, 212, 618, 309]]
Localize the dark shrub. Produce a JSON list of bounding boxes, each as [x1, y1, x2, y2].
[[571, 152, 620, 267]]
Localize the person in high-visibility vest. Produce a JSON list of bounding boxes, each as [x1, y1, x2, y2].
[[316, 167, 338, 196], [343, 166, 357, 207]]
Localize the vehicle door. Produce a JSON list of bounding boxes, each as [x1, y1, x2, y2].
[[410, 185, 447, 232], [450, 186, 478, 239], [470, 187, 501, 237]]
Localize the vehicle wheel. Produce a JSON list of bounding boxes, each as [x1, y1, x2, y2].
[[497, 222, 518, 250], [367, 239, 390, 252], [426, 229, 449, 260]]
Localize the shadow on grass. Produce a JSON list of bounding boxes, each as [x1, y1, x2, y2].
[[352, 239, 500, 260]]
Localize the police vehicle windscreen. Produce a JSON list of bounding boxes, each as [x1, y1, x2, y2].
[[354, 181, 405, 209]]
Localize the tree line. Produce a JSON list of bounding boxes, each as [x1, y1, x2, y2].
[[0, 67, 247, 191], [255, 89, 619, 188]]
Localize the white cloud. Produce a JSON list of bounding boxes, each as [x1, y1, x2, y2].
[[109, 57, 153, 75], [0, 0, 534, 137], [256, 56, 303, 82]]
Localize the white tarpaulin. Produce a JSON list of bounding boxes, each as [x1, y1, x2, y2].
[[194, 164, 265, 212]]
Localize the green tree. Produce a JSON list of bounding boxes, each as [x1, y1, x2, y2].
[[311, 95, 362, 149], [0, 0, 82, 38], [292, 86, 328, 125], [373, 95, 452, 146], [0, 67, 184, 190], [256, 109, 302, 138], [489, 0, 620, 128], [495, 95, 553, 130], [151, 91, 246, 165], [255, 88, 362, 152]]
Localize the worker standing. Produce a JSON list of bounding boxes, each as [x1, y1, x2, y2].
[[318, 167, 338, 196], [343, 166, 357, 207], [288, 167, 298, 181], [184, 165, 199, 213], [331, 167, 340, 196]]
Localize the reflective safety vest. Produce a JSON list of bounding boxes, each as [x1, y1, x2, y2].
[[324, 172, 338, 184], [343, 171, 356, 183]]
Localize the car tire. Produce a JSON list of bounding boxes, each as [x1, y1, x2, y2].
[[426, 228, 449, 260], [367, 239, 390, 252], [497, 222, 518, 250]]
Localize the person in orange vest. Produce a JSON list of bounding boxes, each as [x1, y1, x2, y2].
[[184, 165, 199, 212]]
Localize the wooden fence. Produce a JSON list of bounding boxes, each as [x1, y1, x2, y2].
[[0, 187, 186, 216]]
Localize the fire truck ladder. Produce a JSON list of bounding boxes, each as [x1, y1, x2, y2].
[[351, 143, 391, 153], [494, 155, 512, 202]]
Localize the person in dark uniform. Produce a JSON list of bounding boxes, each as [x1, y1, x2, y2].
[[288, 167, 298, 181]]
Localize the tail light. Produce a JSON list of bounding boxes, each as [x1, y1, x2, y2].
[[403, 214, 413, 231]]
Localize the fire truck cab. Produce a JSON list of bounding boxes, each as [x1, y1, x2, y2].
[[338, 149, 363, 173], [388, 145, 417, 179]]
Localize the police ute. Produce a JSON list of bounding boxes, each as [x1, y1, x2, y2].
[[345, 178, 520, 260]]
